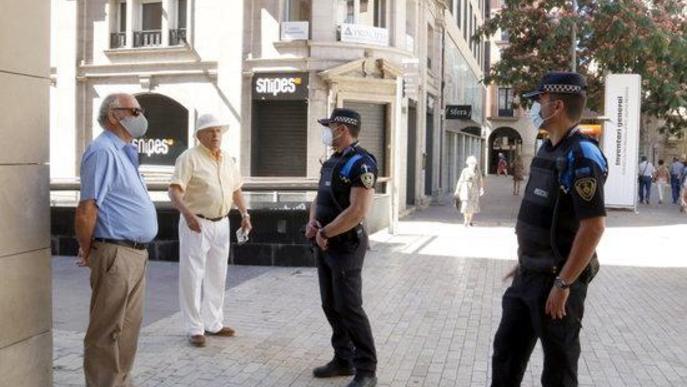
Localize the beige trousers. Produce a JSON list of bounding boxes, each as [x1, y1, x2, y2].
[[84, 241, 147, 387]]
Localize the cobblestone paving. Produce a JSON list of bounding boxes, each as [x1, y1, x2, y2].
[[53, 177, 687, 386]]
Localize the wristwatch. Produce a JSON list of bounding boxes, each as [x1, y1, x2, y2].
[[554, 276, 571, 290]]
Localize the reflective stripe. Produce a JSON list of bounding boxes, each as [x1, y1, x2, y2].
[[341, 154, 363, 178]]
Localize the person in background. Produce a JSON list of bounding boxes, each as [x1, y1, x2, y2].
[[454, 155, 485, 227], [654, 159, 670, 204], [638, 156, 655, 205], [497, 153, 509, 176], [670, 157, 684, 204], [511, 154, 525, 195]]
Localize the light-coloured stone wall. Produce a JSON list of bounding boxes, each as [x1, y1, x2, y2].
[[0, 1, 53, 386]]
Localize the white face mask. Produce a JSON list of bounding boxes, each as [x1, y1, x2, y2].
[[120, 114, 148, 138], [321, 127, 334, 146], [528, 101, 557, 130]]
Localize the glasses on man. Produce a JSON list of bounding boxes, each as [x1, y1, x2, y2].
[[112, 107, 145, 116]]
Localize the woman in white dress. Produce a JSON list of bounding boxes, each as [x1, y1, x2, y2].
[[454, 156, 485, 227]]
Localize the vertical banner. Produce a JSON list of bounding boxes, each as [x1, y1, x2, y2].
[[603, 74, 641, 210]]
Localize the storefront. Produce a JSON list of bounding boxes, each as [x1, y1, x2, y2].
[[251, 72, 309, 177]]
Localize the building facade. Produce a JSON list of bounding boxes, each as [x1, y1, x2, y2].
[[50, 0, 491, 226], [50, 0, 244, 179], [242, 0, 489, 207], [1, 1, 53, 386]]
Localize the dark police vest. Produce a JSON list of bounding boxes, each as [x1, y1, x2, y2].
[[315, 142, 377, 250], [516, 128, 608, 276]]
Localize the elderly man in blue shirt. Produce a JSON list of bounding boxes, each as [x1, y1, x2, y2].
[[74, 93, 158, 387]]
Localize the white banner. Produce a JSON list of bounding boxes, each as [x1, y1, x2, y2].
[[340, 23, 389, 46], [603, 74, 641, 209]]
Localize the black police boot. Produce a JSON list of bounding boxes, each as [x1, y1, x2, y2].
[[312, 358, 355, 378], [346, 373, 377, 387]]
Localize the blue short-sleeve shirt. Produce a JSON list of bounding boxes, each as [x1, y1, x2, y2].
[[79, 131, 158, 243]]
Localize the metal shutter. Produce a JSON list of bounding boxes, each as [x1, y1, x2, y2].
[[343, 102, 386, 176], [252, 100, 307, 176]]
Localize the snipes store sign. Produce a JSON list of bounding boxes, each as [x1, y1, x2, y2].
[[253, 72, 309, 100]]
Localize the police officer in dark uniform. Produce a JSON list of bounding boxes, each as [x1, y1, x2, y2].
[[305, 108, 378, 387], [491, 72, 608, 387]]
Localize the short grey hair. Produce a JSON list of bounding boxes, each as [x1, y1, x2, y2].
[[97, 94, 123, 128]]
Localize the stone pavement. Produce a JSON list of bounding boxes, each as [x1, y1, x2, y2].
[[53, 176, 687, 386]]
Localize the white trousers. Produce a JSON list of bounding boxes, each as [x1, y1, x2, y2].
[[179, 216, 230, 336], [657, 181, 667, 202]]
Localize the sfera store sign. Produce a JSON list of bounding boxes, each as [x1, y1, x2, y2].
[[253, 72, 308, 100]]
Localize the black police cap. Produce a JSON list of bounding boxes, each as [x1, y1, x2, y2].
[[523, 72, 588, 100], [318, 108, 361, 129]]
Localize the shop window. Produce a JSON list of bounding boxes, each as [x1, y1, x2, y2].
[[283, 0, 311, 21], [498, 87, 514, 117]]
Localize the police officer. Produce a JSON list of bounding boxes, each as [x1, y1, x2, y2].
[[491, 72, 608, 387], [305, 108, 378, 387]]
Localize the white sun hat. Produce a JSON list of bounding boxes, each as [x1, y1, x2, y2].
[[195, 113, 229, 134]]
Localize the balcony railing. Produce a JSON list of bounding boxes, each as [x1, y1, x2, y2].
[[110, 32, 126, 49], [169, 28, 187, 45], [133, 30, 162, 47]]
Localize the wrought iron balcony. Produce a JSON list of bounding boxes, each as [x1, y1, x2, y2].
[[169, 28, 187, 45], [110, 32, 126, 49], [133, 30, 162, 47]]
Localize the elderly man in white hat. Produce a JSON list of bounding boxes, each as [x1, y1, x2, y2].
[[168, 113, 252, 347]]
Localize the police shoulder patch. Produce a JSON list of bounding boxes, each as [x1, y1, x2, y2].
[[361, 172, 375, 189], [575, 177, 597, 201]]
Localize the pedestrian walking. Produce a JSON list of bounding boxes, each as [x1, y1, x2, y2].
[[638, 156, 655, 204], [454, 155, 485, 227], [168, 113, 252, 347], [497, 153, 509, 176], [511, 154, 525, 195], [75, 93, 158, 387], [305, 108, 378, 387], [681, 178, 687, 213], [491, 72, 607, 387], [670, 157, 684, 204], [654, 159, 670, 204]]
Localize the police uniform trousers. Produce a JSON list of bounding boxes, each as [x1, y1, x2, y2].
[[316, 231, 377, 374], [84, 241, 148, 387], [178, 216, 230, 336], [491, 269, 588, 387]]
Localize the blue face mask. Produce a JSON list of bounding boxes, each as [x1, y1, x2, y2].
[[528, 101, 557, 129]]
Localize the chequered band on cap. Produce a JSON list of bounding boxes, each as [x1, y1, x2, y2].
[[543, 84, 584, 94], [332, 116, 359, 126]]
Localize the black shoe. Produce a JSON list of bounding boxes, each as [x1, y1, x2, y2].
[[346, 374, 378, 387], [313, 359, 355, 378]]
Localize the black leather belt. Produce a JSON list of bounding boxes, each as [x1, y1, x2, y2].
[[196, 214, 227, 222], [94, 238, 148, 250]]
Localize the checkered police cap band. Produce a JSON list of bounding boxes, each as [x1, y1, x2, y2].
[[332, 116, 359, 126], [543, 84, 584, 94]]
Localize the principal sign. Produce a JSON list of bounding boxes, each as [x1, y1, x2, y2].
[[446, 105, 471, 120], [603, 74, 641, 209], [253, 72, 309, 100], [340, 23, 389, 47]]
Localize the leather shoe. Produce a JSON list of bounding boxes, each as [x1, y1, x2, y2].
[[312, 359, 355, 378], [346, 374, 377, 387], [189, 334, 206, 347], [205, 326, 235, 337]]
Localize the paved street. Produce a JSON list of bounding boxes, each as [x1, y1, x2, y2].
[[53, 176, 687, 386]]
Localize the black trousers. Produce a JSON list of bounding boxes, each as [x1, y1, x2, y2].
[[491, 270, 588, 387], [316, 234, 377, 374]]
